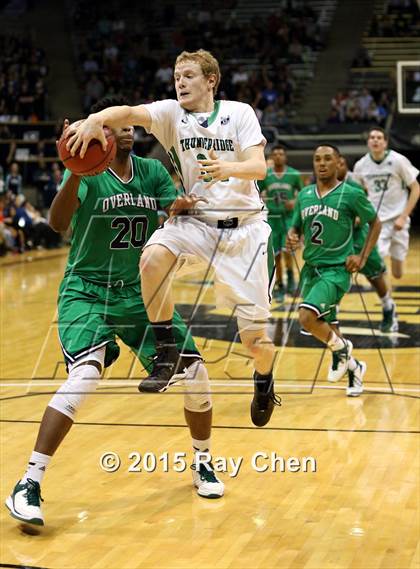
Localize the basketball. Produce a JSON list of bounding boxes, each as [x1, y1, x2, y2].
[[57, 125, 116, 176]]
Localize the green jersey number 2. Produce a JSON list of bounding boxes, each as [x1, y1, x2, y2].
[[310, 220, 324, 245], [110, 216, 149, 249]]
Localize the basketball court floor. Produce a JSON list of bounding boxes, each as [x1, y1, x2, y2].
[[1, 239, 419, 569]]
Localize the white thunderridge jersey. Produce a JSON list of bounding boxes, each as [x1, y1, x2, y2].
[[145, 99, 266, 223], [353, 150, 419, 222]]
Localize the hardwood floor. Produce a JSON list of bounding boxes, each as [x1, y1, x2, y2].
[[1, 238, 419, 569]]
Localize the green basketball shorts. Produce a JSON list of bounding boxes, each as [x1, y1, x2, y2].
[[298, 264, 351, 324], [58, 274, 199, 369]]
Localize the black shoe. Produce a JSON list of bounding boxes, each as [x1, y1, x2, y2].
[[138, 343, 185, 393], [250, 372, 281, 427]]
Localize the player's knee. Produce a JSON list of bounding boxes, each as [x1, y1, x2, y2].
[[299, 308, 316, 330], [140, 245, 175, 278], [241, 331, 274, 360], [252, 337, 275, 361], [183, 362, 212, 413], [139, 246, 157, 275], [48, 359, 102, 420]]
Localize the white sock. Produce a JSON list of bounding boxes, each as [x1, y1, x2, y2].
[[381, 293, 394, 312], [21, 451, 51, 484], [327, 331, 346, 351], [192, 438, 211, 454]]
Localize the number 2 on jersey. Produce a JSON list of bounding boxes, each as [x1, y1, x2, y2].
[[310, 220, 324, 245], [110, 216, 149, 249]]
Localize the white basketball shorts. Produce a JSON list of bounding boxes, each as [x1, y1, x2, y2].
[[378, 217, 410, 262], [144, 217, 275, 322]]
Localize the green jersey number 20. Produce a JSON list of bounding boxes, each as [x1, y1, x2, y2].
[[110, 215, 149, 249]]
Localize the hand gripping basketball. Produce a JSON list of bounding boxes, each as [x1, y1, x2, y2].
[[57, 119, 116, 176]]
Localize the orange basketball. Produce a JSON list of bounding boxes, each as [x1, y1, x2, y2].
[[57, 126, 116, 176]]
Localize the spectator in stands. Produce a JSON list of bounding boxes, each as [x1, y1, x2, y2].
[[0, 125, 16, 169], [358, 88, 374, 120], [2, 192, 25, 253], [331, 91, 348, 122], [41, 168, 62, 210], [0, 33, 49, 120], [16, 195, 61, 249], [345, 92, 363, 122], [330, 88, 391, 125], [255, 80, 280, 110], [83, 53, 99, 74], [0, 193, 11, 256], [71, 0, 328, 122], [5, 162, 22, 196], [84, 73, 104, 112], [17, 81, 35, 120], [366, 100, 388, 125], [33, 79, 47, 120], [12, 194, 34, 248], [231, 65, 249, 87], [32, 160, 52, 208], [288, 36, 304, 64]]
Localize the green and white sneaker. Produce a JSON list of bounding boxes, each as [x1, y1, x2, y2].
[[328, 339, 353, 382], [191, 460, 224, 499], [380, 304, 398, 333], [5, 478, 44, 526], [346, 360, 366, 397]]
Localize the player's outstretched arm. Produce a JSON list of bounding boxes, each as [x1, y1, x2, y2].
[[66, 105, 152, 158], [346, 215, 381, 272]]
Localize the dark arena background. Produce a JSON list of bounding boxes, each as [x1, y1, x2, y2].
[[0, 1, 419, 568]]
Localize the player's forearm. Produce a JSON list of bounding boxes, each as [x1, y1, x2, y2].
[[227, 158, 267, 181], [359, 216, 381, 262], [402, 181, 419, 217], [49, 174, 81, 232], [89, 104, 150, 130]]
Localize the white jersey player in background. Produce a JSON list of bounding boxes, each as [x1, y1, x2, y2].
[[67, 49, 280, 428], [353, 127, 419, 279]]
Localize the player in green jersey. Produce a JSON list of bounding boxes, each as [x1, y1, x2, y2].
[[259, 146, 303, 301], [287, 144, 381, 397], [5, 97, 223, 530], [337, 154, 398, 333]]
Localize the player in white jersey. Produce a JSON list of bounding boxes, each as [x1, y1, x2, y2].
[[337, 155, 398, 333], [353, 127, 419, 279], [67, 49, 280, 428]]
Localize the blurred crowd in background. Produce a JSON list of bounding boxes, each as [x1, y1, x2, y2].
[[0, 33, 49, 121], [328, 88, 392, 125], [72, 0, 326, 124], [1, 0, 418, 257]]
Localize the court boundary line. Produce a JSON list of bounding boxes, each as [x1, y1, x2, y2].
[[0, 417, 418, 434], [1, 381, 420, 392]]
